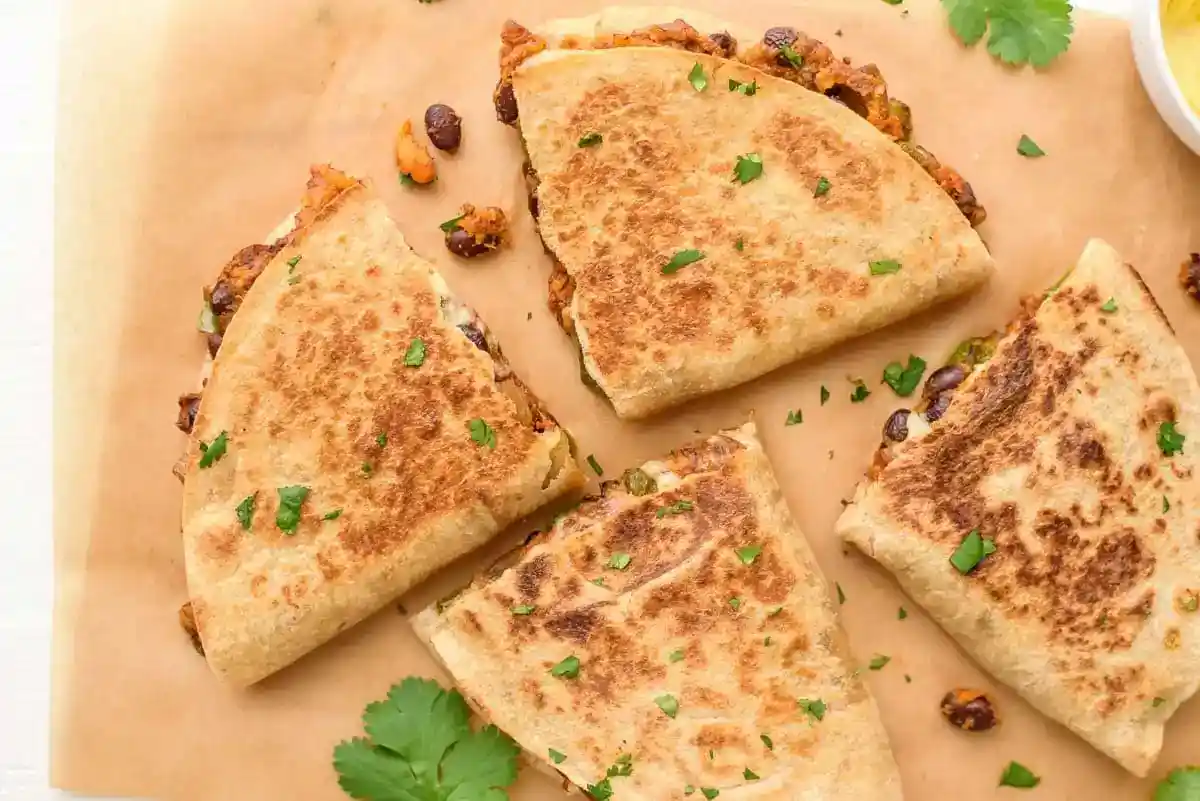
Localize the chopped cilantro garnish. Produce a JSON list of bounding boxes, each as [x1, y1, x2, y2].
[[286, 255, 302, 270], [701, 789, 720, 800], [655, 694, 679, 718], [763, 636, 772, 646], [760, 733, 774, 750], [684, 786, 696, 796], [729, 596, 743, 611], [778, 42, 804, 67], [882, 354, 927, 397], [578, 132, 603, 148], [322, 508, 343, 521], [814, 176, 832, 197], [361, 462, 373, 476], [688, 62, 708, 92], [1100, 297, 1118, 313], [733, 153, 764, 184], [820, 385, 830, 405], [404, 337, 426, 367], [767, 605, 783, 617], [869, 654, 891, 670], [198, 431, 228, 469], [550, 655, 581, 678], [836, 582, 846, 605], [469, 418, 497, 449], [332, 678, 519, 801], [736, 544, 763, 565], [944, 0, 1073, 67], [590, 577, 606, 587], [399, 173, 417, 186], [898, 606, 908, 620], [1158, 421, 1186, 456], [656, 500, 694, 518], [587, 779, 614, 800], [950, 529, 995, 574], [1017, 134, 1047, 157], [287, 275, 301, 286], [607, 552, 632, 571], [1153, 697, 1166, 707], [998, 761, 1040, 789], [668, 649, 685, 663], [734, 237, 744, 251], [662, 249, 705, 275], [869, 259, 902, 275], [275, 485, 310, 534], [798, 698, 826, 721], [905, 674, 913, 683], [1164, 496, 1171, 513], [549, 748, 567, 764], [235, 493, 257, 531], [376, 432, 387, 448], [728, 78, 758, 95], [587, 454, 604, 476], [785, 409, 803, 426], [438, 214, 464, 233], [512, 604, 535, 615], [743, 768, 760, 780], [850, 381, 871, 403]]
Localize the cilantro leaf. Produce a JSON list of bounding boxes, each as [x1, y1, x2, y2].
[[511, 604, 535, 615], [334, 678, 521, 801], [882, 355, 927, 397], [999, 761, 1040, 789], [869, 654, 891, 670], [1017, 134, 1046, 157], [734, 237, 744, 251], [779, 42, 804, 68], [733, 153, 764, 184], [850, 381, 871, 403], [1164, 496, 1171, 513], [607, 552, 632, 571], [736, 544, 763, 565], [655, 693, 680, 718], [1159, 422, 1186, 456], [814, 176, 832, 197], [798, 698, 826, 721], [549, 748, 567, 765], [820, 385, 830, 405], [785, 409, 803, 426], [198, 431, 228, 468], [323, 508, 343, 521], [869, 259, 902, 275], [236, 493, 256, 531], [439, 215, 465, 233], [1155, 767, 1200, 801], [669, 649, 686, 663], [743, 768, 760, 780], [943, 0, 1073, 68], [898, 606, 908, 620], [1100, 297, 1118, 313], [587, 454, 604, 476], [275, 485, 310, 534], [688, 62, 708, 92], [836, 582, 846, 605], [701, 789, 720, 800], [728, 78, 758, 95], [950, 529, 995, 573], [728, 596, 742, 611], [469, 418, 497, 449], [760, 733, 774, 750], [550, 655, 581, 678], [587, 779, 614, 800], [286, 255, 302, 270], [657, 500, 694, 518], [404, 338, 426, 367], [376, 432, 388, 447], [663, 249, 705, 274], [578, 132, 603, 148]]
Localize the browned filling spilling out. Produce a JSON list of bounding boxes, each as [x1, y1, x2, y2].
[[499, 18, 989, 393]]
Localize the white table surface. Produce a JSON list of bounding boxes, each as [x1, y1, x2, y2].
[[0, 0, 1134, 798]]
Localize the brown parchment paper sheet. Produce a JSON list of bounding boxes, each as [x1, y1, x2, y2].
[[53, 0, 1200, 798]]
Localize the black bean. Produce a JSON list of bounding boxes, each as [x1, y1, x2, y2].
[[528, 191, 539, 219], [923, 392, 951, 423], [940, 689, 999, 732], [424, 104, 462, 151], [176, 393, 202, 434], [763, 26, 798, 50], [494, 82, 518, 125], [924, 364, 967, 398], [458, 323, 488, 352], [883, 409, 910, 443], [708, 31, 737, 57], [445, 228, 494, 259], [209, 281, 235, 315]]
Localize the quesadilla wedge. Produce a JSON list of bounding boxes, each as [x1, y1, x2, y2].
[[499, 9, 994, 419], [414, 422, 904, 800], [837, 239, 1200, 776], [178, 166, 584, 686]]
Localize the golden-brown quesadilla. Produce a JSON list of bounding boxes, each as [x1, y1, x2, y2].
[[415, 422, 904, 800], [498, 8, 994, 419], [837, 239, 1200, 776], [178, 167, 584, 686]]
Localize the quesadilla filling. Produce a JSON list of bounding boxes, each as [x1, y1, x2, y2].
[[497, 18, 986, 227]]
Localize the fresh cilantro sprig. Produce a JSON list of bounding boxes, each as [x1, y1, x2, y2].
[[1155, 766, 1200, 801], [942, 0, 1074, 68], [333, 677, 520, 801]]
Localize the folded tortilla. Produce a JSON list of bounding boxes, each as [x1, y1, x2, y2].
[[837, 239, 1200, 775], [180, 167, 584, 686], [502, 9, 994, 419], [415, 422, 904, 800]]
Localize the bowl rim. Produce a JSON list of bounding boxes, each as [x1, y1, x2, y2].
[[1140, 0, 1200, 133]]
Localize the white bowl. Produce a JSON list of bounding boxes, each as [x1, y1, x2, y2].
[[1132, 1, 1200, 156]]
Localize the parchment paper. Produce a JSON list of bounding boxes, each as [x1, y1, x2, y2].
[[52, 0, 1200, 798]]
